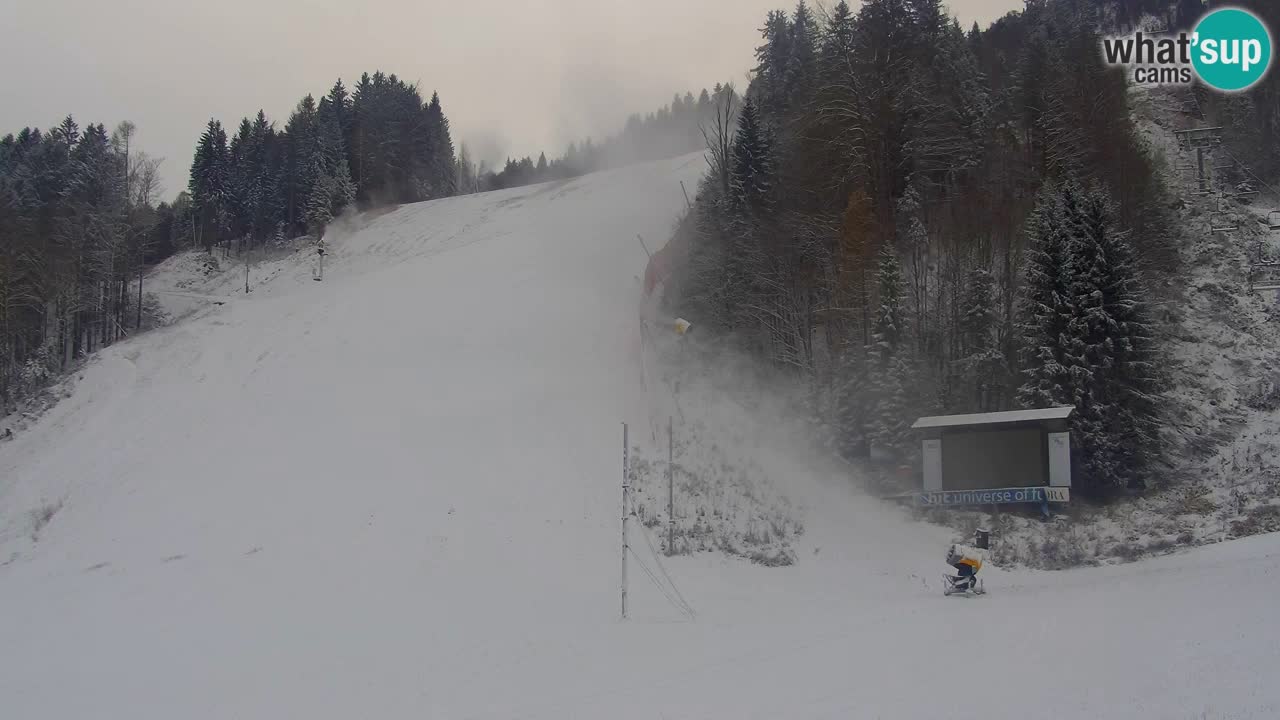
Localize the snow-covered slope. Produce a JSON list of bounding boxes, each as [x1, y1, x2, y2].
[[1, 154, 1277, 719]]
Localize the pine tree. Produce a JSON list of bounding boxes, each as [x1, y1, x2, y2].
[[729, 98, 775, 213], [954, 267, 1006, 412], [1018, 181, 1160, 490], [305, 162, 334, 233], [822, 1, 857, 70], [251, 110, 285, 242], [424, 91, 457, 197], [228, 117, 259, 245], [351, 73, 375, 197], [327, 79, 354, 174], [908, 0, 947, 42], [896, 185, 931, 357], [865, 245, 912, 457], [786, 1, 819, 102], [189, 119, 229, 251], [1017, 183, 1078, 411], [284, 95, 319, 232], [1067, 185, 1160, 488], [753, 9, 793, 116], [305, 98, 356, 235], [54, 116, 80, 153]]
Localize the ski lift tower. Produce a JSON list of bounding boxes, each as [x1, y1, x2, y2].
[[1174, 126, 1224, 151], [1250, 213, 1280, 295], [1176, 127, 1225, 198]]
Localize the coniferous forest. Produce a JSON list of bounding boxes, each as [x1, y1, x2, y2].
[[0, 72, 458, 406], [5, 0, 1280, 495], [0, 67, 731, 407], [662, 0, 1280, 493]]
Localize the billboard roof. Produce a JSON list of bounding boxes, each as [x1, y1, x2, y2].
[[911, 406, 1075, 430]]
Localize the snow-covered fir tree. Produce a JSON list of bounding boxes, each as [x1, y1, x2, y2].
[[1019, 181, 1161, 489], [424, 91, 457, 197], [954, 266, 1006, 412], [821, 1, 857, 69], [865, 245, 913, 457], [189, 119, 229, 251], [895, 184, 931, 358], [753, 10, 794, 116], [729, 98, 775, 214], [284, 95, 320, 231], [1067, 185, 1161, 488], [1017, 183, 1079, 411], [786, 1, 819, 103]]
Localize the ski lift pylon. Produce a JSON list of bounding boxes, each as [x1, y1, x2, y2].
[[1174, 126, 1224, 150]]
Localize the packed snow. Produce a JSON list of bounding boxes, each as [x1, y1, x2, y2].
[[1, 153, 1277, 719]]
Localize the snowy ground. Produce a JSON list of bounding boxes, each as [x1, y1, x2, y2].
[[1, 153, 1278, 718]]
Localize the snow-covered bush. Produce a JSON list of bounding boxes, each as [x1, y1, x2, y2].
[[1230, 504, 1280, 538], [628, 423, 802, 567], [13, 342, 59, 399], [138, 293, 171, 330]]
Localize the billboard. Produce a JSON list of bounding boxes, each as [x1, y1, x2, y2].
[[918, 486, 1070, 507], [940, 427, 1047, 490]]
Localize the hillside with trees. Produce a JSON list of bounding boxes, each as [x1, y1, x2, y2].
[[662, 0, 1280, 497], [189, 72, 459, 255], [460, 85, 736, 193], [0, 67, 748, 414], [0, 120, 169, 406], [0, 71, 459, 411]]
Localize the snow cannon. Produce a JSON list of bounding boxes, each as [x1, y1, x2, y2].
[[943, 543, 987, 596], [947, 544, 984, 572]]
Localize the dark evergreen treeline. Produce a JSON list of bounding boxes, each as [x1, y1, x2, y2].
[[663, 0, 1260, 491], [189, 71, 458, 253], [460, 85, 735, 193], [0, 119, 173, 405], [0, 70, 459, 408], [0, 69, 723, 410]]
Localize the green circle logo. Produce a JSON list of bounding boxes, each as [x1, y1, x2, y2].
[[1192, 8, 1273, 92]]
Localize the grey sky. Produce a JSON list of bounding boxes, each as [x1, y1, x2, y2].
[[1, 1, 1022, 200]]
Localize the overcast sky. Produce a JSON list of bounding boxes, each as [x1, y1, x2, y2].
[[1, 0, 1022, 200]]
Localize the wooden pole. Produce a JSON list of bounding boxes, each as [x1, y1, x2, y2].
[[668, 417, 675, 556], [1197, 147, 1207, 194], [622, 422, 630, 619], [136, 264, 143, 330]]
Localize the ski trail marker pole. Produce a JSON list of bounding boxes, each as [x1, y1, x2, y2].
[[622, 423, 630, 620]]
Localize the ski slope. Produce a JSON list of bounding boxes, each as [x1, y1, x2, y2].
[[1, 154, 1277, 719]]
